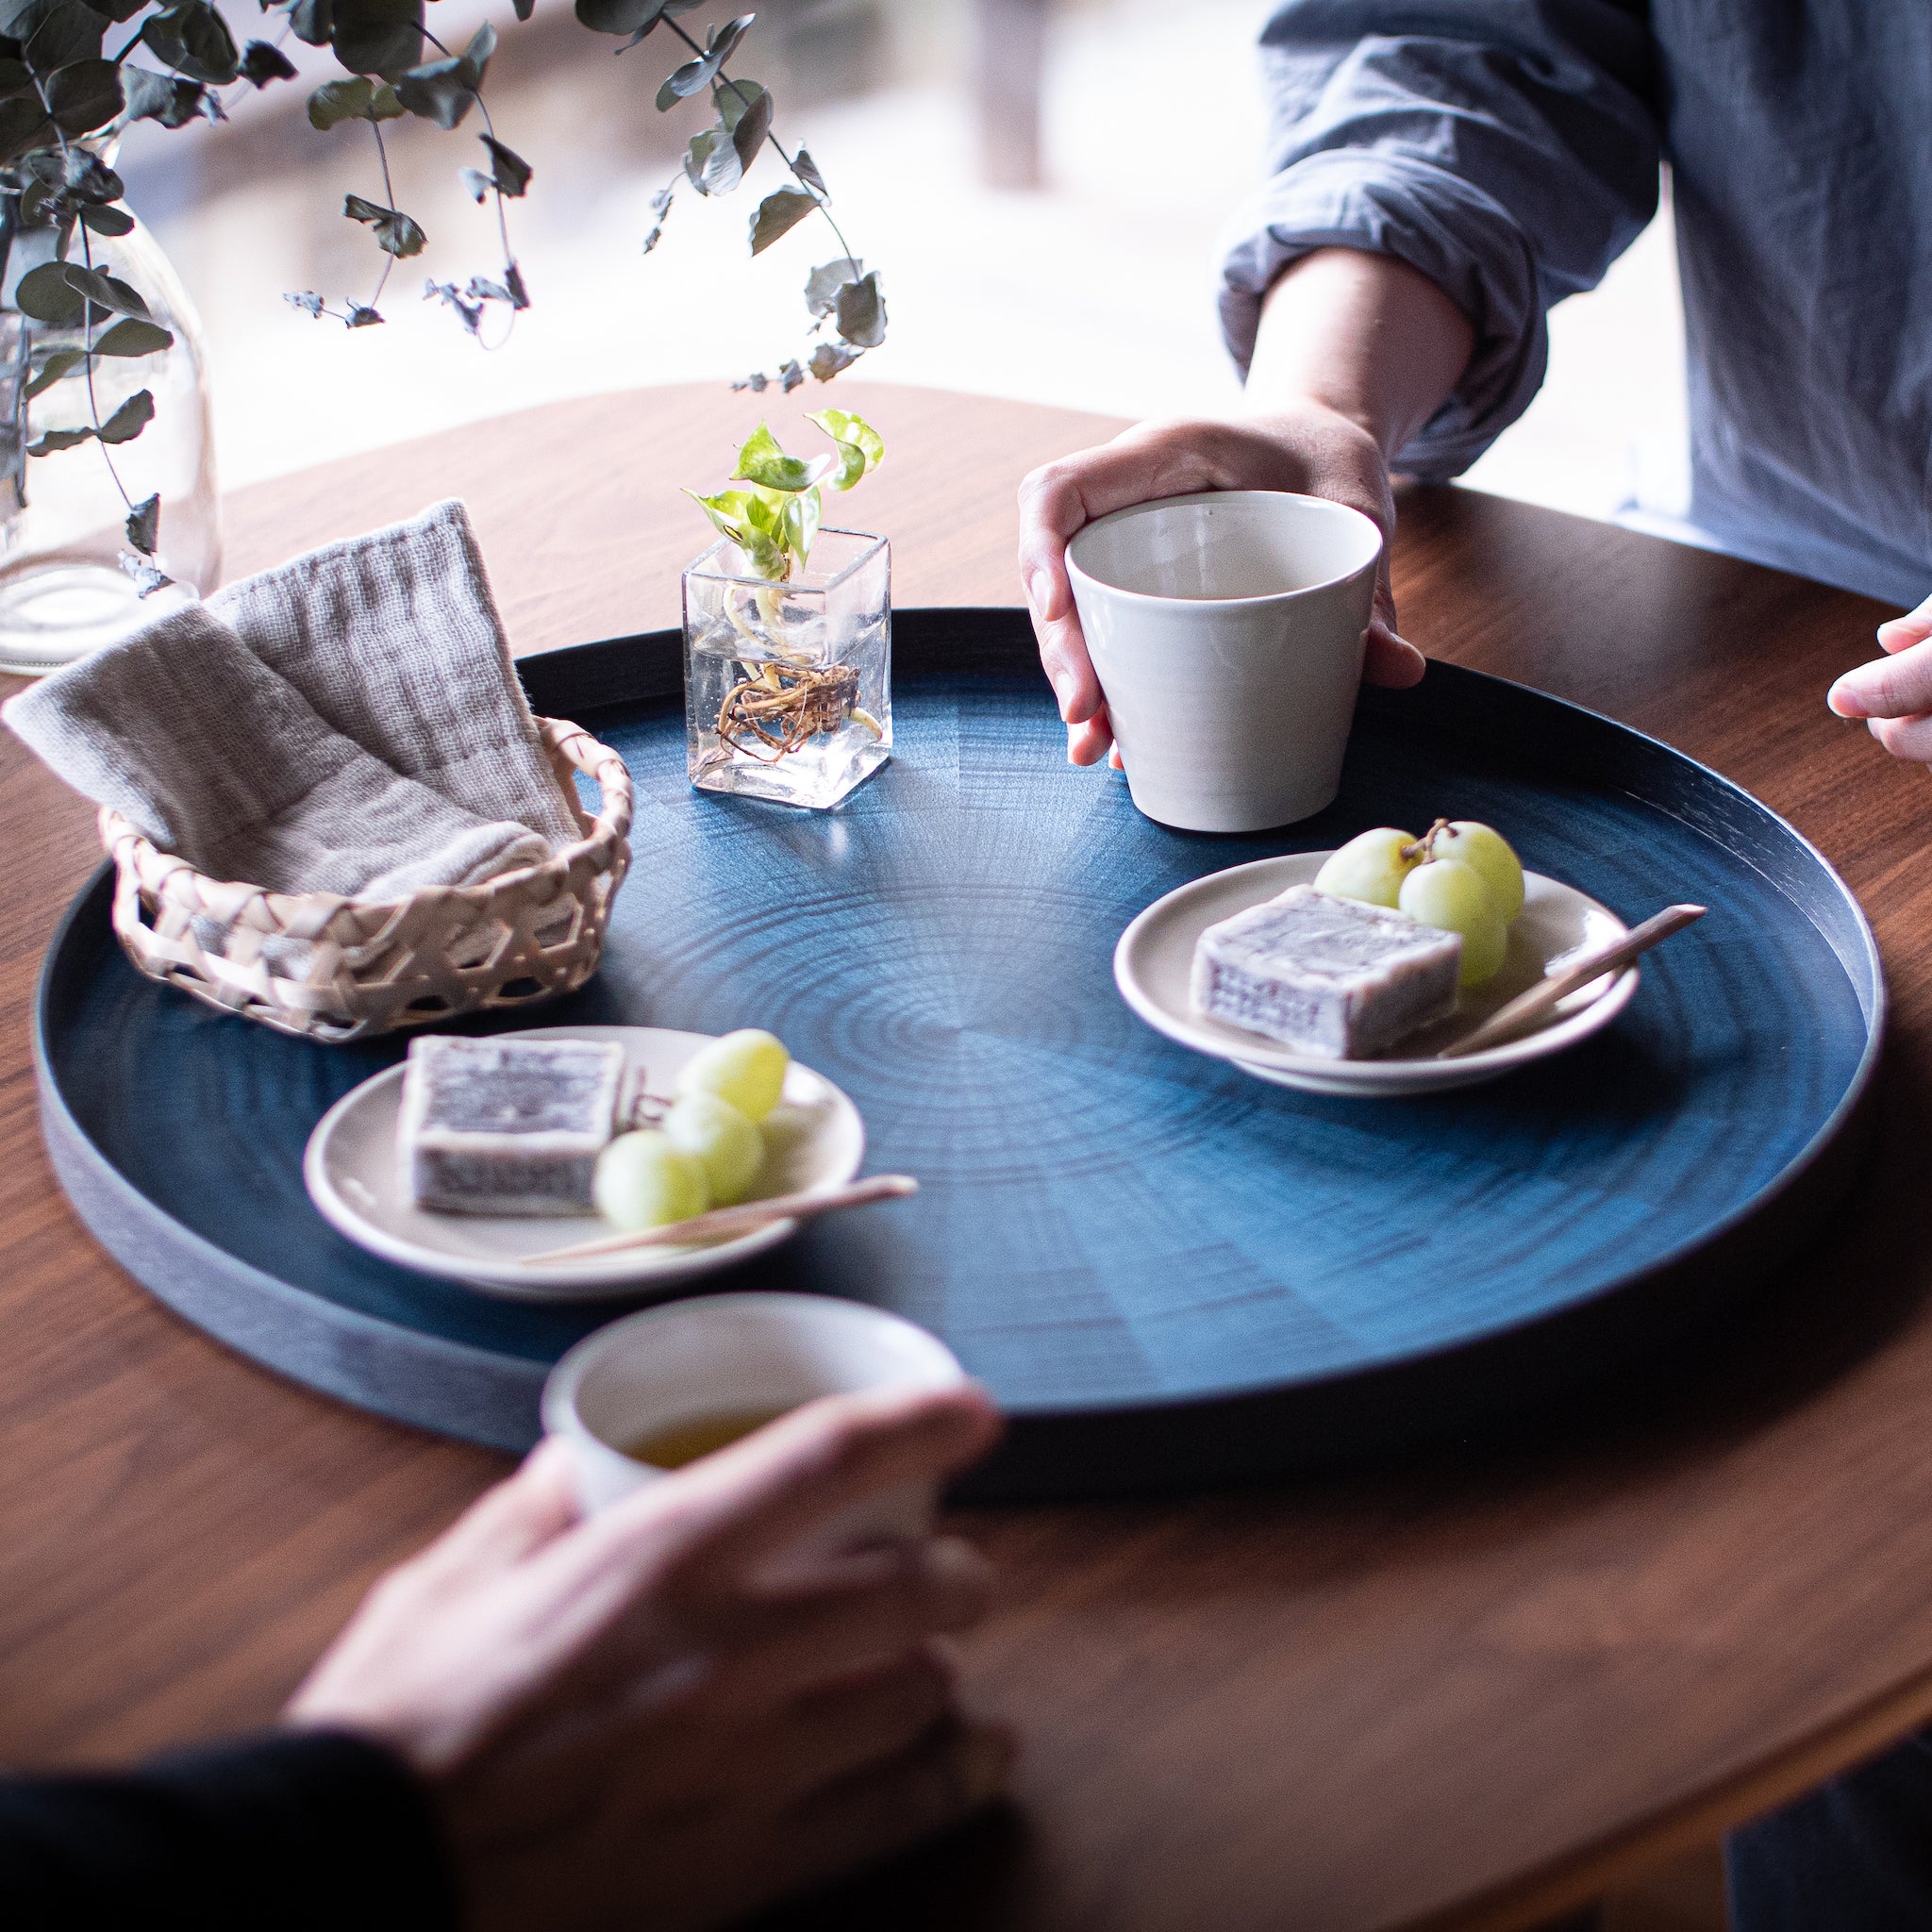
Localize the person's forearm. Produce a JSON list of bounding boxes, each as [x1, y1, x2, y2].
[[1244, 248, 1475, 460]]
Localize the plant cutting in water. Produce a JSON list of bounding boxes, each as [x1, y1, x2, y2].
[[686, 409, 884, 769], [0, 1, 884, 595]]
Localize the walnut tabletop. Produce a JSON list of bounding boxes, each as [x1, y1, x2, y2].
[[5, 382, 1932, 1932]]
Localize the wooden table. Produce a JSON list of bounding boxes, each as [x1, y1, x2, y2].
[[4, 382, 1930, 1932]]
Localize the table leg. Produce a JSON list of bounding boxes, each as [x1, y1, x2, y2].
[[974, 0, 1047, 188]]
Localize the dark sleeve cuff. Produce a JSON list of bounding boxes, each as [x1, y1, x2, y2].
[[0, 1728, 458, 1931]]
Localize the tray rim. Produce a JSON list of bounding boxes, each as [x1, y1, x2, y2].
[[30, 608, 1890, 1494]]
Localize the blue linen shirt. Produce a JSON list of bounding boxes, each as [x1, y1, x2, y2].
[[1219, 2, 1932, 608]]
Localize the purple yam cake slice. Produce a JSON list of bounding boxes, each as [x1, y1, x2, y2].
[[1190, 885, 1461, 1059], [400, 1035, 626, 1215]]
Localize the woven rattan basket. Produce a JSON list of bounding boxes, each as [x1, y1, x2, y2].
[[100, 717, 633, 1044]]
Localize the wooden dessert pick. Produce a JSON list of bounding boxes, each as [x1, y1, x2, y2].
[[527, 1174, 920, 1264], [1439, 904, 1707, 1059]]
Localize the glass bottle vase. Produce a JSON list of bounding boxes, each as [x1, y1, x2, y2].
[[0, 190, 219, 675], [683, 529, 892, 809]]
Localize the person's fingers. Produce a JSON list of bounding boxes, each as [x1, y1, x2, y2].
[[1067, 709, 1112, 766], [1362, 618, 1426, 689], [1866, 712, 1932, 763], [698, 1538, 991, 1713], [758, 1649, 956, 1807], [1829, 636, 1932, 719], [569, 1384, 1001, 1604], [403, 1439, 582, 1587], [1875, 597, 1932, 655], [772, 1717, 1015, 1898]]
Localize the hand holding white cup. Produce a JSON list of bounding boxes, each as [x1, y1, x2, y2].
[[1065, 489, 1384, 834]]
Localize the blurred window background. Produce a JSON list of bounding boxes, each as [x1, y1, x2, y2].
[[118, 0, 1688, 525]]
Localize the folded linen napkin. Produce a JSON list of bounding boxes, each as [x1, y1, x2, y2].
[[2, 602, 550, 898], [209, 498, 579, 851]]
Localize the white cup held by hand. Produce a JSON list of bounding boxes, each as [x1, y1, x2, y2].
[[1066, 489, 1384, 833], [542, 1291, 970, 1548]]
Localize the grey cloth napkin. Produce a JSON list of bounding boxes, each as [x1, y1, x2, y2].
[[2, 603, 551, 897], [210, 498, 579, 851]]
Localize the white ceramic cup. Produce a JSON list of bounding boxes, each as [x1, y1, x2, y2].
[[541, 1292, 969, 1541], [1065, 489, 1384, 833]]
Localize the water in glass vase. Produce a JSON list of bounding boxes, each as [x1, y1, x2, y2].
[[683, 529, 891, 810]]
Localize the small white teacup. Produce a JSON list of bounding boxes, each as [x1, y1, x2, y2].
[[1066, 489, 1384, 833], [541, 1292, 969, 1543]]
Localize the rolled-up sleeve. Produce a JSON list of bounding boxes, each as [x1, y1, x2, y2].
[[1220, 1, 1660, 477]]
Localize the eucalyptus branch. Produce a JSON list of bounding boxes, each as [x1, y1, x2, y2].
[[366, 116, 398, 310]]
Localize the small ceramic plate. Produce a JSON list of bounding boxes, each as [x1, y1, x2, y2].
[[1114, 853, 1638, 1096], [304, 1024, 866, 1301]]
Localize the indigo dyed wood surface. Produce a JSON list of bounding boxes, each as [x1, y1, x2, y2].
[[8, 387, 1932, 1932], [33, 615, 1879, 1501]]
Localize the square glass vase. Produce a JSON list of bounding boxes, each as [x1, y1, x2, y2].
[[683, 529, 891, 810]]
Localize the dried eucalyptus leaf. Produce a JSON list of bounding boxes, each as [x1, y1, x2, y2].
[[119, 64, 200, 125], [574, 0, 694, 37], [92, 315, 172, 355], [458, 163, 489, 203], [62, 145, 120, 198], [706, 12, 750, 61], [505, 260, 527, 308], [835, 269, 885, 347], [77, 199, 131, 234], [24, 345, 86, 397], [0, 88, 48, 156], [394, 56, 471, 125], [25, 3, 107, 78], [425, 276, 482, 334], [28, 425, 92, 453], [791, 145, 827, 198], [748, 185, 814, 255], [0, 54, 28, 87], [640, 220, 662, 254], [343, 191, 425, 257], [121, 550, 171, 595], [729, 370, 767, 392], [287, 0, 330, 43], [329, 0, 421, 80], [285, 288, 325, 317], [13, 257, 84, 324], [239, 37, 295, 83], [804, 255, 861, 318], [727, 82, 771, 166], [46, 55, 121, 130], [480, 132, 528, 195], [650, 183, 675, 213], [368, 79, 402, 117], [61, 263, 149, 317], [307, 73, 371, 126], [777, 358, 805, 392], [683, 125, 741, 196], [511, 0, 531, 16], [125, 491, 158, 555], [345, 303, 384, 325], [142, 2, 240, 84], [807, 340, 859, 381], [655, 56, 705, 109], [96, 387, 154, 443], [714, 74, 761, 132]]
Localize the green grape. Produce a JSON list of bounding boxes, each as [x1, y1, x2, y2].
[[1398, 858, 1508, 987], [664, 1091, 765, 1206], [593, 1131, 710, 1230], [1312, 827, 1421, 908], [1431, 820, 1524, 921], [675, 1028, 791, 1124]]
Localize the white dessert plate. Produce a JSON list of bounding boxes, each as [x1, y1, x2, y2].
[[304, 1024, 866, 1301], [1114, 853, 1638, 1096]]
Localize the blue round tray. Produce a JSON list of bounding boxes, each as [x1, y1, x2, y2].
[[33, 609, 1883, 1499]]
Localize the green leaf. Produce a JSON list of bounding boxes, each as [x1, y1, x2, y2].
[[835, 268, 886, 348], [342, 191, 425, 257], [749, 185, 815, 255], [685, 486, 786, 580], [142, 2, 240, 83], [96, 387, 153, 443], [25, 2, 106, 77], [0, 89, 48, 157], [804, 255, 861, 318], [780, 480, 821, 561], [239, 38, 296, 84], [731, 419, 834, 493], [308, 75, 372, 127], [125, 491, 158, 555], [808, 407, 884, 489], [77, 201, 133, 235], [27, 425, 94, 454], [574, 0, 694, 36], [479, 132, 528, 195], [119, 64, 201, 125], [45, 54, 119, 130], [93, 315, 173, 356], [24, 346, 86, 398], [13, 258, 85, 324], [328, 0, 421, 79]]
